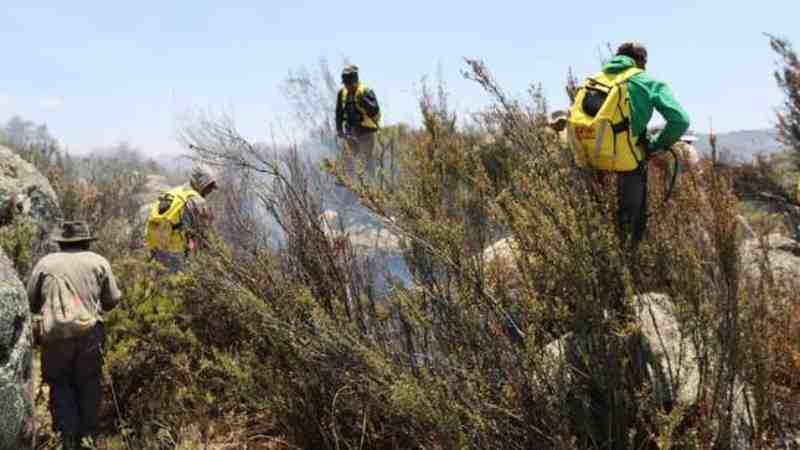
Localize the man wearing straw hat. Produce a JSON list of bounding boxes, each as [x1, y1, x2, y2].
[[27, 221, 122, 450]]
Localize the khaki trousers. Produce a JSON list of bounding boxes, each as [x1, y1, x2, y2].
[[344, 131, 377, 176]]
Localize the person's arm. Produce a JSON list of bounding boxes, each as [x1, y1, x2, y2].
[[359, 88, 380, 118], [26, 271, 45, 314], [181, 198, 199, 251], [182, 197, 212, 251], [100, 261, 122, 311], [796, 176, 800, 204], [335, 88, 345, 136], [650, 82, 690, 151]]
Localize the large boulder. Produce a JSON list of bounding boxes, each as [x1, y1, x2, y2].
[[0, 249, 33, 449], [482, 237, 521, 294], [318, 209, 410, 289], [482, 237, 518, 271], [740, 233, 800, 282], [319, 209, 402, 252], [133, 174, 171, 208], [319, 209, 401, 253], [0, 145, 60, 230], [545, 293, 755, 449]]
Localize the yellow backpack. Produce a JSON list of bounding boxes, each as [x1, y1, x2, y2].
[[567, 67, 644, 172], [144, 186, 199, 253]]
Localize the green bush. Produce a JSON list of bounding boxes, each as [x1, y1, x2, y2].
[[0, 217, 36, 281]]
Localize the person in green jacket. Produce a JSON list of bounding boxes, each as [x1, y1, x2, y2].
[[605, 42, 690, 246]]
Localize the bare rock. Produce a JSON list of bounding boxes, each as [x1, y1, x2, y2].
[[0, 145, 60, 230], [0, 249, 33, 449], [544, 293, 755, 449], [740, 233, 800, 281]]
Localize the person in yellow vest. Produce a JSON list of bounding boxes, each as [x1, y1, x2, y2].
[[568, 42, 690, 247], [144, 165, 217, 272], [335, 65, 381, 176]]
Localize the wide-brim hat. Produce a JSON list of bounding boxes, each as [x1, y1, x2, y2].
[[548, 110, 569, 126], [51, 221, 97, 243], [190, 164, 218, 193]]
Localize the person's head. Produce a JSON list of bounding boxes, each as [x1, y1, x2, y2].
[[548, 110, 569, 132], [616, 41, 648, 70], [190, 164, 218, 197], [341, 65, 359, 88], [52, 221, 96, 251]]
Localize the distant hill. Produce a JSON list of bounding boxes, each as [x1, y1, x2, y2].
[[693, 129, 785, 162]]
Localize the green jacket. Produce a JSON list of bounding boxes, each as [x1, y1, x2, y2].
[[602, 55, 690, 152]]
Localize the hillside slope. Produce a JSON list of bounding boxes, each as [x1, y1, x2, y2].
[[694, 128, 784, 161]]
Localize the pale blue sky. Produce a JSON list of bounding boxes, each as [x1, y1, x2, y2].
[[1, 1, 798, 156]]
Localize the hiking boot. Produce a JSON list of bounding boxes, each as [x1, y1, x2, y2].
[[79, 435, 96, 450], [60, 433, 80, 450]]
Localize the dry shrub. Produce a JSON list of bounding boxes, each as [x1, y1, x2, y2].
[[769, 34, 800, 163], [48, 58, 799, 450], [97, 61, 767, 450]]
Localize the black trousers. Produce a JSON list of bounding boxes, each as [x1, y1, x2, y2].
[[616, 167, 648, 247], [42, 324, 105, 436]]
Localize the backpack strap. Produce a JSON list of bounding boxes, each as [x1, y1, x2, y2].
[[614, 72, 643, 167], [618, 67, 643, 83], [611, 117, 631, 134]]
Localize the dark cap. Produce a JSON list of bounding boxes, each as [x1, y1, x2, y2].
[[342, 64, 359, 76], [51, 221, 97, 243]]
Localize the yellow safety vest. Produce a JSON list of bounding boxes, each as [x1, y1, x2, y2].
[[567, 67, 644, 172], [339, 83, 380, 130], [144, 186, 200, 254]]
